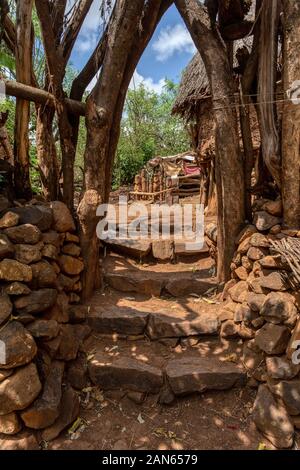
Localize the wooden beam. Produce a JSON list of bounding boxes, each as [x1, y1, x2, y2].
[[3, 80, 86, 116]]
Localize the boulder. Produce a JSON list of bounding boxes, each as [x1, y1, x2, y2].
[[10, 205, 53, 231], [4, 224, 41, 244], [235, 225, 257, 245], [65, 233, 80, 243], [152, 240, 173, 260], [31, 261, 57, 288], [41, 386, 79, 441], [234, 266, 248, 280], [0, 412, 21, 435], [0, 293, 12, 325], [253, 211, 281, 231], [237, 237, 251, 254], [42, 244, 58, 260], [252, 384, 294, 448], [249, 233, 270, 248], [259, 255, 287, 270], [88, 306, 148, 336], [89, 354, 163, 393], [268, 379, 300, 416], [266, 356, 300, 380], [14, 243, 42, 265], [247, 292, 266, 312], [0, 259, 32, 282], [105, 273, 162, 297], [166, 357, 245, 395], [42, 231, 61, 248], [241, 256, 253, 271], [57, 273, 79, 292], [0, 363, 42, 415], [20, 361, 64, 429], [0, 321, 37, 369], [247, 246, 268, 261], [286, 318, 300, 360], [61, 243, 81, 257], [259, 272, 288, 291], [27, 320, 59, 339], [43, 292, 69, 324], [0, 211, 19, 229], [50, 201, 76, 233], [14, 288, 57, 315], [255, 323, 291, 355], [262, 199, 282, 217], [234, 303, 255, 323], [4, 282, 31, 296], [58, 255, 84, 276], [260, 292, 298, 327], [0, 234, 14, 260], [228, 280, 248, 303]]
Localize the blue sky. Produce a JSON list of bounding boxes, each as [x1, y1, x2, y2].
[[70, 2, 196, 93]]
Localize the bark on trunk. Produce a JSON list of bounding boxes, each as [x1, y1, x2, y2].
[[175, 0, 245, 283], [36, 105, 60, 200], [13, 0, 34, 199], [282, 0, 300, 228]]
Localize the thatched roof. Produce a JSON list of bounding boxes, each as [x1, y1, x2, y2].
[[172, 53, 210, 121]]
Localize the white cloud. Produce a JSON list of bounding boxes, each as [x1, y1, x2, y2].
[[152, 24, 196, 62], [129, 71, 166, 94]]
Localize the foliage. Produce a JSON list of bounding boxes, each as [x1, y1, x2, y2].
[[113, 79, 189, 188]]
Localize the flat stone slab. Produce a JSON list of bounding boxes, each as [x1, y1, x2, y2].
[[104, 238, 151, 259], [88, 307, 149, 336], [165, 277, 217, 297], [88, 354, 163, 393], [104, 273, 163, 297], [165, 357, 246, 395], [146, 311, 220, 339]]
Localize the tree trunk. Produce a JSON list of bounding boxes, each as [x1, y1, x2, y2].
[[36, 105, 60, 200], [13, 0, 33, 199], [282, 0, 300, 228], [175, 0, 245, 283]]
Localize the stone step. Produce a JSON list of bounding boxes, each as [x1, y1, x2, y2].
[[88, 303, 220, 339], [87, 337, 246, 399], [104, 271, 217, 298]]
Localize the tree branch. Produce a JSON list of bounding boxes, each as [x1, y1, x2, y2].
[[61, 0, 93, 63]]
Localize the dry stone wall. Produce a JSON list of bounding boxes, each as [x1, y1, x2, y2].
[[0, 199, 90, 440], [220, 198, 300, 448]]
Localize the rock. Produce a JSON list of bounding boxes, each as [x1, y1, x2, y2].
[[20, 361, 64, 429], [248, 277, 268, 295], [255, 323, 291, 355], [158, 384, 175, 405], [181, 336, 199, 347], [55, 325, 81, 361], [0, 412, 21, 435], [0, 259, 32, 282], [88, 306, 148, 336], [42, 244, 58, 260], [234, 266, 248, 280], [228, 281, 248, 303], [14, 243, 42, 265], [205, 223, 217, 243], [105, 238, 151, 259], [42, 231, 61, 248], [0, 211, 19, 229], [4, 282, 31, 296], [220, 320, 240, 338], [247, 292, 266, 312], [62, 243, 81, 257], [249, 233, 270, 248], [0, 195, 10, 213], [286, 318, 300, 360], [27, 319, 59, 339], [89, 354, 163, 393], [234, 303, 254, 323], [31, 261, 57, 288], [0, 321, 37, 369], [221, 279, 237, 301], [270, 224, 281, 235], [251, 317, 265, 329], [165, 277, 216, 297], [262, 199, 282, 217], [58, 255, 84, 276], [152, 240, 173, 260], [0, 432, 39, 450], [16, 313, 36, 325], [242, 343, 266, 381], [0, 293, 12, 325], [41, 336, 62, 359], [57, 273, 79, 292], [241, 256, 253, 272], [146, 310, 219, 339], [260, 292, 298, 327], [252, 384, 294, 448], [69, 293, 80, 304], [174, 240, 209, 256], [237, 237, 251, 254], [127, 391, 146, 404], [259, 255, 287, 270], [268, 379, 300, 416], [105, 273, 162, 297], [65, 233, 80, 243], [166, 357, 245, 395], [0, 234, 15, 260], [43, 292, 69, 324], [247, 246, 268, 261], [50, 201, 76, 233], [235, 225, 257, 245], [0, 369, 13, 383], [266, 356, 300, 380], [238, 324, 255, 339], [253, 211, 281, 231], [41, 386, 79, 441], [14, 288, 57, 315], [259, 272, 288, 291], [292, 416, 300, 430], [10, 205, 53, 231], [68, 305, 88, 324], [67, 355, 87, 390], [4, 224, 41, 244], [0, 363, 42, 415]]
